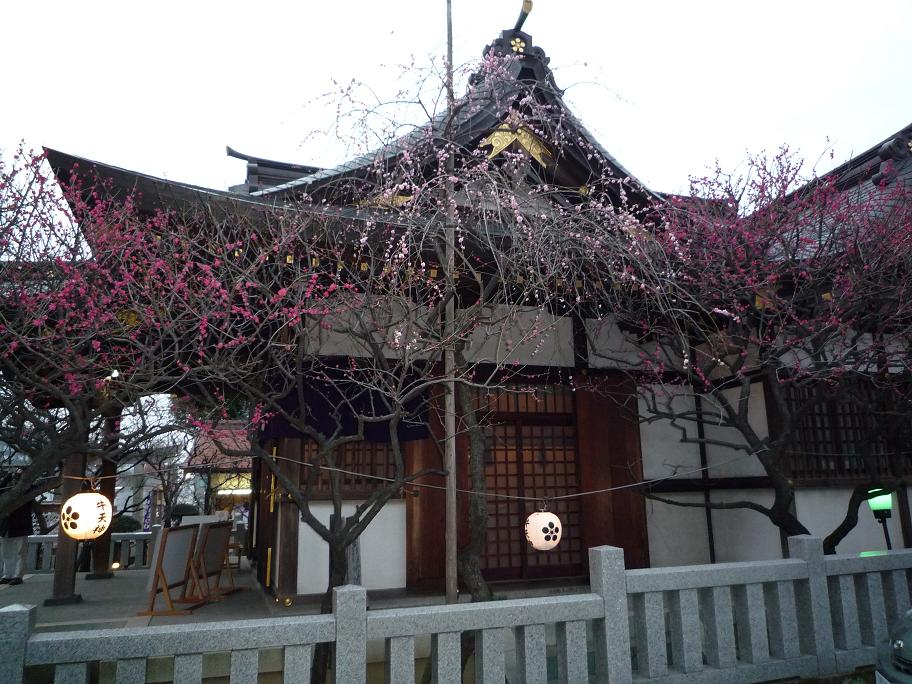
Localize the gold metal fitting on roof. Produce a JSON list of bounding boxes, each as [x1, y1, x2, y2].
[[481, 123, 553, 167]]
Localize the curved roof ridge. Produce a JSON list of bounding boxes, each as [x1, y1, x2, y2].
[[251, 28, 659, 204]]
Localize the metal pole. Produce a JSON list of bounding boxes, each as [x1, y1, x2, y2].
[[881, 517, 893, 550], [443, 0, 458, 605]]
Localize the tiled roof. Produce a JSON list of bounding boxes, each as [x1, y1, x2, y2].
[[188, 420, 252, 471]]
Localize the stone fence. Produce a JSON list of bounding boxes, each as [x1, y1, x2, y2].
[[24, 531, 156, 574], [1, 535, 910, 683]]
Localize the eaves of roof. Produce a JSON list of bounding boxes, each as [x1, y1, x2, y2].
[[42, 148, 406, 227], [805, 122, 912, 194], [226, 146, 322, 176]]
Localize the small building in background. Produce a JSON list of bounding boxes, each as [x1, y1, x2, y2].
[[187, 420, 252, 523]]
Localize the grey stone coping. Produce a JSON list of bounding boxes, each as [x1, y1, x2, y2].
[[367, 593, 602, 639], [626, 559, 807, 593], [27, 533, 151, 542], [636, 655, 819, 684], [835, 645, 878, 673], [24, 613, 335, 665], [825, 550, 912, 575]]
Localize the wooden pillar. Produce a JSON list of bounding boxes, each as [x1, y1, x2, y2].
[[87, 412, 120, 579], [204, 472, 212, 515], [575, 372, 649, 569], [44, 452, 86, 605], [897, 485, 912, 549], [275, 439, 300, 597], [255, 443, 278, 591], [405, 437, 446, 588], [86, 458, 116, 579]]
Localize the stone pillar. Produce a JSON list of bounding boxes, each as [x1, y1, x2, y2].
[[788, 535, 836, 675], [589, 545, 633, 682], [333, 585, 367, 684], [0, 604, 36, 684]]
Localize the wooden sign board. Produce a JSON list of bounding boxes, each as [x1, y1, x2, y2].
[[187, 521, 241, 600], [137, 524, 203, 617]]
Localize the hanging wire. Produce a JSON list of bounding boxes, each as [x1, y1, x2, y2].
[[264, 449, 765, 503], [35, 443, 893, 505], [47, 448, 759, 502]]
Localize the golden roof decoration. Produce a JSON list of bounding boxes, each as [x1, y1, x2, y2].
[[481, 122, 553, 167]]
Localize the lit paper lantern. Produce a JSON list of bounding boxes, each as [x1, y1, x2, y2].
[[524, 510, 562, 551], [60, 492, 113, 540]]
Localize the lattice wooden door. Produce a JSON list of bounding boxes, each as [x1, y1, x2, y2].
[[479, 389, 583, 580]]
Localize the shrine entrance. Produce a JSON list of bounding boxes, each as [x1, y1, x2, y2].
[[479, 387, 584, 580]]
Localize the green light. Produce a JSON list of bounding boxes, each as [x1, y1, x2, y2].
[[867, 489, 893, 513]]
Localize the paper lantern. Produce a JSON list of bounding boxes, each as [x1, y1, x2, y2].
[[524, 510, 562, 551], [60, 492, 112, 540]]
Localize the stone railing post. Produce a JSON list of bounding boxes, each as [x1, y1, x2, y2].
[[788, 535, 836, 676], [589, 546, 633, 682], [25, 538, 39, 572], [0, 604, 37, 684], [333, 585, 367, 684]]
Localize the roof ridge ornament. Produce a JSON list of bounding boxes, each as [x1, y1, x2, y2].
[[514, 0, 533, 32], [482, 1, 550, 70]]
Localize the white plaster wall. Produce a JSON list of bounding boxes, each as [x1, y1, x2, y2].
[[466, 306, 574, 366], [795, 487, 904, 554], [585, 317, 641, 369], [778, 332, 876, 373], [638, 387, 701, 480], [303, 311, 379, 359], [703, 383, 769, 478], [303, 305, 425, 360], [645, 492, 711, 567], [296, 500, 406, 595], [709, 488, 783, 562], [303, 303, 578, 368], [636, 382, 769, 481]]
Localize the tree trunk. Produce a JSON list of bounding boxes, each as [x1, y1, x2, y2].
[[49, 448, 87, 604], [757, 445, 812, 540], [311, 538, 350, 684], [824, 482, 899, 554], [769, 501, 812, 538]]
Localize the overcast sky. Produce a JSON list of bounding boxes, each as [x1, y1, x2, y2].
[[3, 1, 911, 195]]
